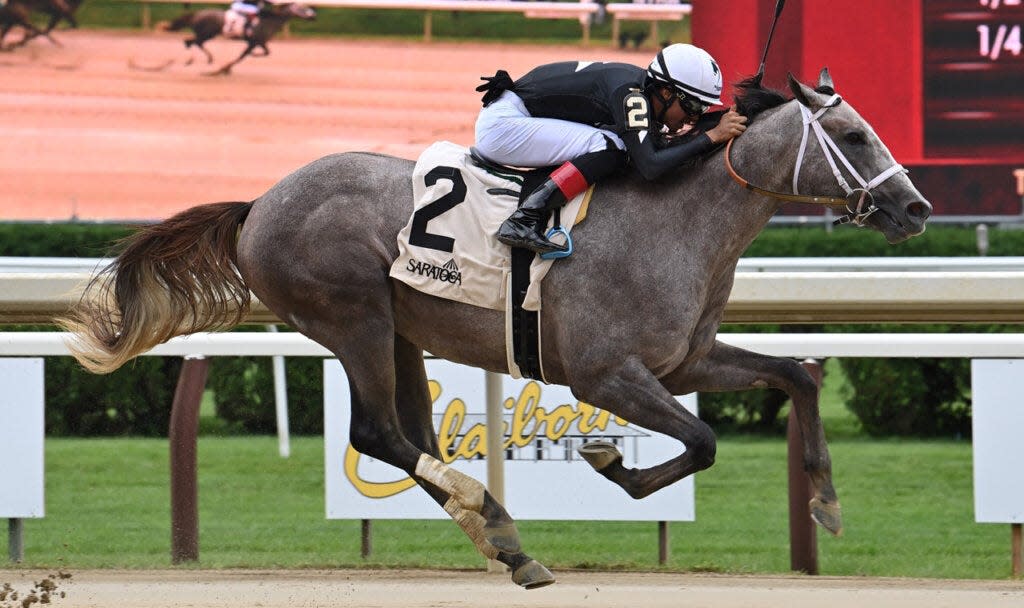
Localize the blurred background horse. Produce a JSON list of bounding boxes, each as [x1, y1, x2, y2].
[[0, 0, 77, 49], [27, 0, 85, 33], [164, 2, 316, 75]]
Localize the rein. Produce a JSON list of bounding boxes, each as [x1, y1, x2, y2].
[[724, 93, 906, 226]]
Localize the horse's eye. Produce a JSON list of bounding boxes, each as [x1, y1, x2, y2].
[[844, 131, 866, 145]]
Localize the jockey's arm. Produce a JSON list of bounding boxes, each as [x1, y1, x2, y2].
[[612, 84, 721, 181], [622, 129, 714, 181]]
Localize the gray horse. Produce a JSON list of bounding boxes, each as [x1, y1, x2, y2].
[[59, 71, 930, 588], [164, 2, 316, 75]]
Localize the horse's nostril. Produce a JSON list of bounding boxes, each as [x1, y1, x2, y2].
[[907, 200, 932, 220]]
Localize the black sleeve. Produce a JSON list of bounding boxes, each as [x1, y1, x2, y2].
[[623, 130, 715, 181], [609, 84, 720, 181]]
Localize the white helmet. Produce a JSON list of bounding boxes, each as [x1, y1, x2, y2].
[[647, 43, 723, 107]]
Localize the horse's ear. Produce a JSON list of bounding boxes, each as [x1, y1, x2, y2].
[[815, 67, 835, 95], [787, 73, 813, 107]]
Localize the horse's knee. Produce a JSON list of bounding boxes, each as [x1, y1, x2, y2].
[[688, 423, 717, 470]]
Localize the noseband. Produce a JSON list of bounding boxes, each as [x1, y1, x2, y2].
[[725, 94, 906, 226]]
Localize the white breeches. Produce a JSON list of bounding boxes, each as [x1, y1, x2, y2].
[[231, 2, 259, 16], [474, 91, 625, 167]]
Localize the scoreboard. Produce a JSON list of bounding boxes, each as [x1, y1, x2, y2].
[[924, 0, 1024, 158], [694, 0, 1023, 216]]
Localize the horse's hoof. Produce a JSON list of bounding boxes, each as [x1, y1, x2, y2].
[[511, 559, 555, 590], [810, 497, 843, 536], [484, 521, 521, 554], [577, 441, 622, 471]]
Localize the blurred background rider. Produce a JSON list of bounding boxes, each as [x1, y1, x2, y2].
[[230, 0, 265, 37]]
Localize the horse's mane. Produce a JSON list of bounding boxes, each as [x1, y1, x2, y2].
[[732, 76, 790, 123]]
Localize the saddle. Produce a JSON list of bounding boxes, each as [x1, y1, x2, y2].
[[389, 141, 594, 381], [222, 10, 256, 39], [468, 148, 552, 381], [468, 148, 573, 260]]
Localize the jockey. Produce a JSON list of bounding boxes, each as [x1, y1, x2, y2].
[[230, 0, 264, 37], [475, 43, 748, 255]]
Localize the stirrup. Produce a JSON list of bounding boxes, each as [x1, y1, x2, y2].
[[539, 226, 572, 260]]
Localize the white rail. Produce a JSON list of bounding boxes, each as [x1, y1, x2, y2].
[[605, 2, 691, 47], [5, 268, 1024, 324], [737, 257, 1024, 273], [6, 256, 1023, 274], [5, 331, 1024, 358]]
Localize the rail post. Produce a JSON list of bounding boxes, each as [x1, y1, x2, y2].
[[787, 358, 820, 574], [361, 519, 372, 558], [1013, 523, 1022, 578], [658, 521, 669, 565], [485, 371, 507, 573], [7, 518, 23, 563], [169, 355, 208, 564]]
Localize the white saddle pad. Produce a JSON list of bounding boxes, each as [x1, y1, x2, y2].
[[390, 141, 590, 313], [222, 11, 249, 39]]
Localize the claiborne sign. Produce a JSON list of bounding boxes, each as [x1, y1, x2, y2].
[[325, 359, 696, 521]]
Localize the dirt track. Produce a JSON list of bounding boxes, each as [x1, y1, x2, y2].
[[1, 568, 1022, 608], [1, 29, 652, 222]]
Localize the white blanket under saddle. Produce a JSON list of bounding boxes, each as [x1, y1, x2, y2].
[[222, 10, 249, 38], [389, 141, 590, 313]]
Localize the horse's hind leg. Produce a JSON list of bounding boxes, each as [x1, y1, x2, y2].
[[392, 334, 554, 589], [570, 356, 718, 500], [12, 22, 51, 48], [183, 38, 213, 65], [182, 39, 197, 66], [662, 340, 842, 536], [208, 42, 256, 75]]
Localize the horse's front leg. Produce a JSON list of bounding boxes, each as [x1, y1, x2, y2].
[[43, 13, 60, 34], [207, 42, 255, 75], [662, 339, 843, 536], [182, 38, 213, 66], [570, 356, 718, 499]]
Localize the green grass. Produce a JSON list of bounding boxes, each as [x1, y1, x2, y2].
[[818, 358, 864, 439], [13, 434, 1013, 579]]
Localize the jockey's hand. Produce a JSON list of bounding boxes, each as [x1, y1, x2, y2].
[[706, 106, 747, 144]]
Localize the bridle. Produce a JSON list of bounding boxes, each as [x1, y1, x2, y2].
[[724, 93, 907, 226]]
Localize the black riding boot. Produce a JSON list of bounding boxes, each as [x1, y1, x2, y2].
[[497, 145, 625, 254], [496, 179, 568, 255]]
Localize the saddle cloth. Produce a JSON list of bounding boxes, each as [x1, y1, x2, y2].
[[222, 10, 250, 38], [389, 141, 591, 312]]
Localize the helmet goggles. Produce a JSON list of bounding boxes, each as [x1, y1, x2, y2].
[[672, 89, 709, 118]]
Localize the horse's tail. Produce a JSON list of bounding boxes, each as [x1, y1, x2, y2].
[[57, 201, 253, 374], [163, 12, 195, 31]]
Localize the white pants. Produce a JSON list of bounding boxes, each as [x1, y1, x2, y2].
[[474, 91, 625, 167], [231, 2, 259, 16]]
